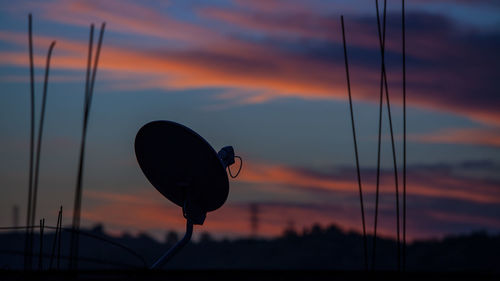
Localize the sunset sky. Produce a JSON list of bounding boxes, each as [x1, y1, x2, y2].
[[0, 0, 499, 242]]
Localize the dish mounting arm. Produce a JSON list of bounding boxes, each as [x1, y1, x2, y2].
[[150, 219, 193, 269]]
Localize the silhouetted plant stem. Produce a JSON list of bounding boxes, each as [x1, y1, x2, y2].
[[402, 0, 407, 272], [24, 13, 35, 271], [372, 0, 388, 270], [69, 22, 94, 271], [31, 40, 56, 234], [340, 15, 368, 271], [38, 218, 44, 270], [375, 0, 401, 271], [57, 206, 62, 270], [70, 22, 105, 270], [49, 206, 62, 269]]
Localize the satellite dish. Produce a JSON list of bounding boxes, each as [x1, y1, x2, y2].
[[134, 120, 240, 269]]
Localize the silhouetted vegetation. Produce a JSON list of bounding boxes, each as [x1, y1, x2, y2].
[[0, 224, 498, 272]]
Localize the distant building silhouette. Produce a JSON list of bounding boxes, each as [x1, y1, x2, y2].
[[165, 230, 179, 245], [12, 205, 19, 229], [250, 203, 259, 238], [283, 219, 297, 237], [200, 232, 213, 243]]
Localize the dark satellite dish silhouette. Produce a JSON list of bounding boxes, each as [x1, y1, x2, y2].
[[134, 120, 240, 269]]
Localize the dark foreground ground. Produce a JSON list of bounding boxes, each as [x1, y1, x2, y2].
[[1, 270, 499, 281]]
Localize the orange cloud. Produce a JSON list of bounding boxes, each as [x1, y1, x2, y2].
[[15, 0, 217, 44], [0, 30, 352, 98], [239, 161, 500, 204], [411, 127, 500, 147], [78, 157, 500, 242], [81, 189, 396, 241], [1, 2, 500, 128]]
